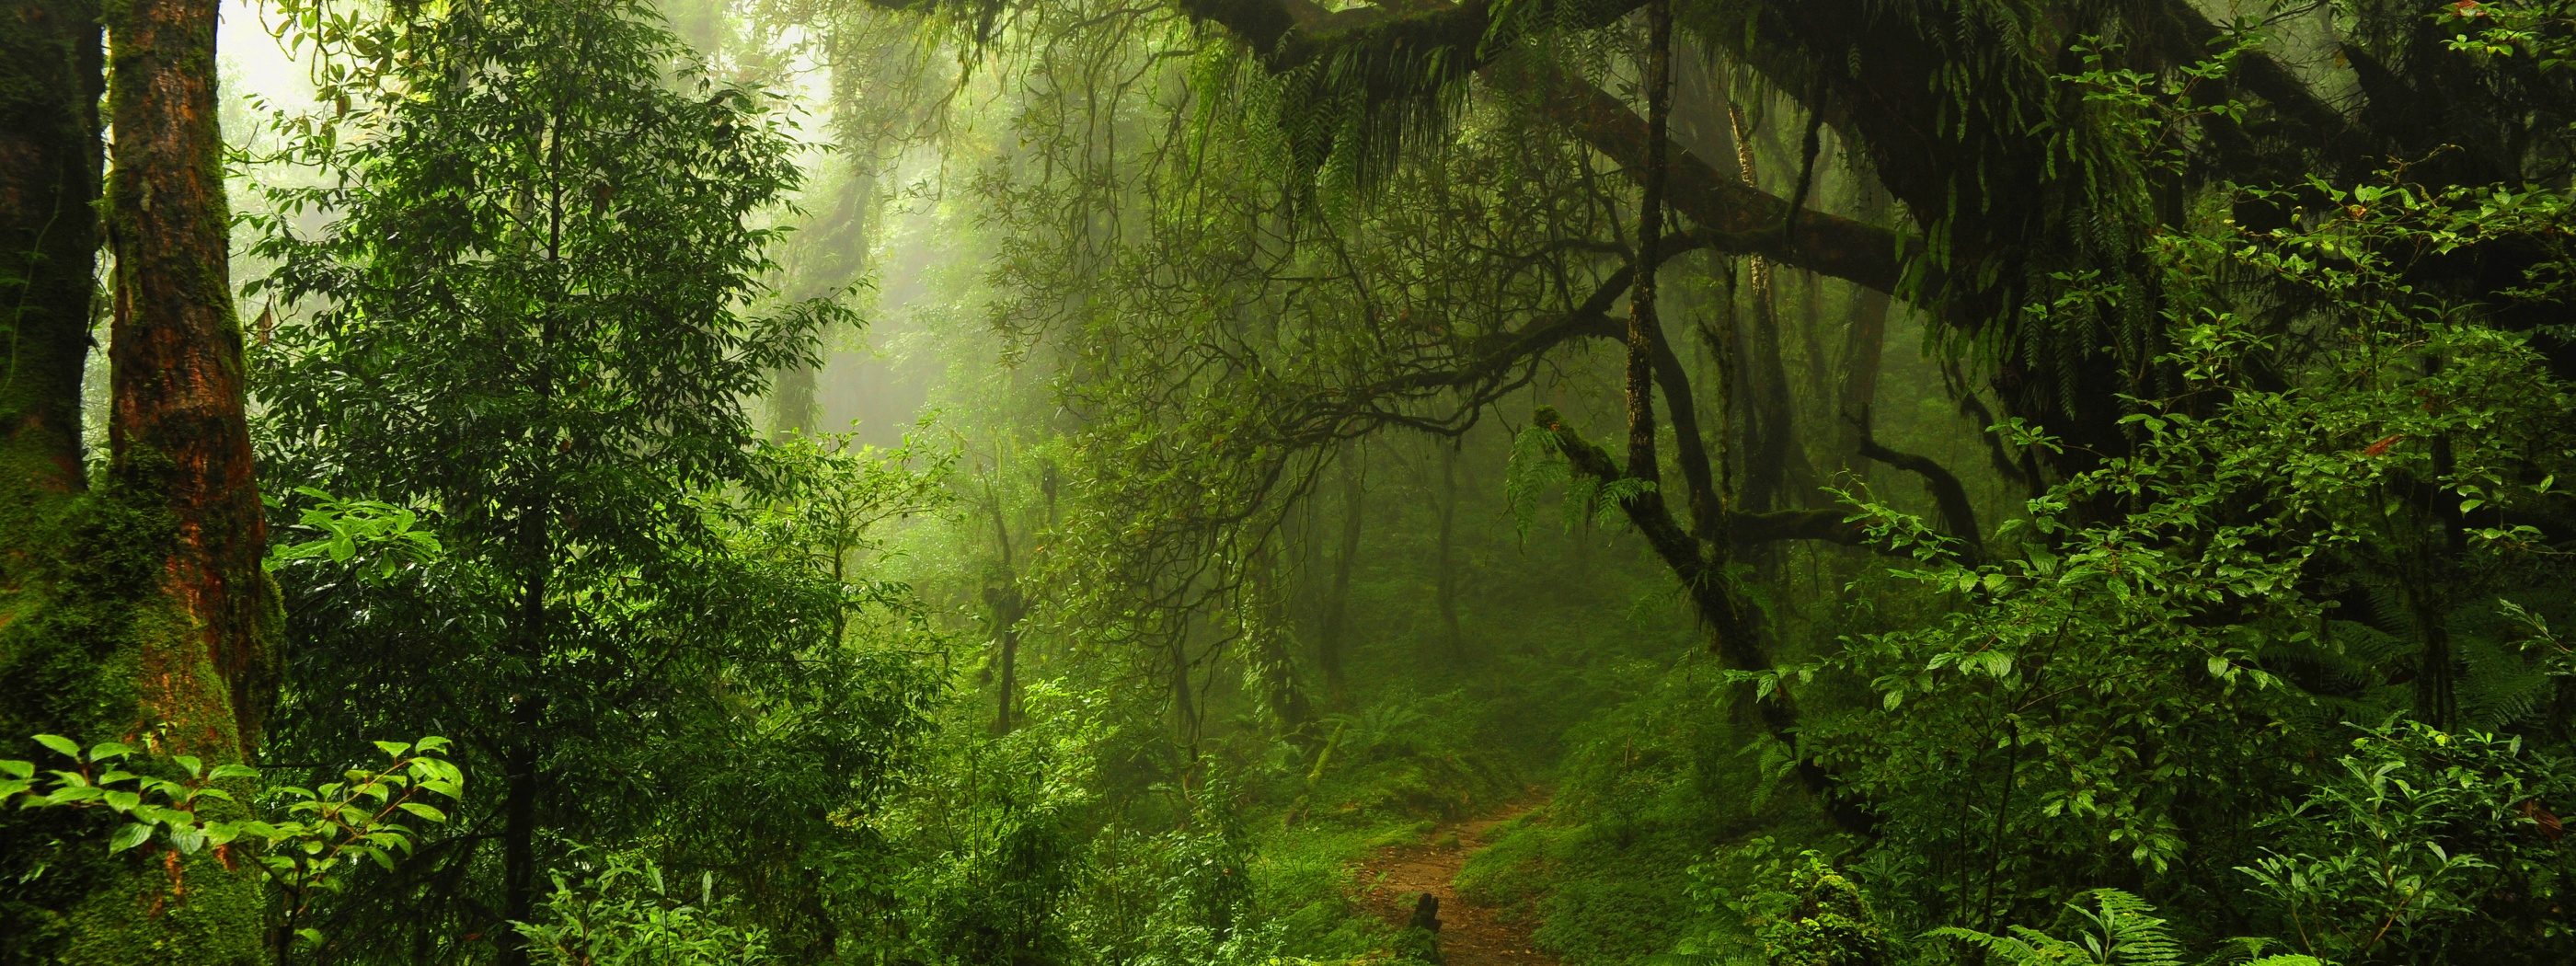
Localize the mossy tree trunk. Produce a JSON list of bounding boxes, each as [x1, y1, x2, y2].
[[105, 0, 279, 760], [0, 0, 100, 531], [11, 0, 279, 957], [0, 0, 108, 947]]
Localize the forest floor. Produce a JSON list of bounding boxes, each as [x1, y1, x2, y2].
[[1351, 789, 1555, 966]]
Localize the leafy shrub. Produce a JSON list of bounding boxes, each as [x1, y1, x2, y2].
[[2239, 720, 2574, 965], [514, 850, 772, 966], [3, 734, 462, 956]]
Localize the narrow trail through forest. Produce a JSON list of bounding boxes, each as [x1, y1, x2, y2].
[[1352, 790, 1555, 966]]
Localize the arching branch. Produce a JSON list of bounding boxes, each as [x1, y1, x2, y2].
[[1854, 408, 1984, 561]]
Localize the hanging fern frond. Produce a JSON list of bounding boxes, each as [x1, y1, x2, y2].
[[1505, 422, 1571, 536], [1503, 418, 1654, 537]]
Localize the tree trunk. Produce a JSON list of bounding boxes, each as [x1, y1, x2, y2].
[[106, 0, 277, 753], [1315, 446, 1363, 696], [499, 547, 547, 966], [0, 0, 100, 521], [1722, 100, 1808, 514], [1433, 438, 1464, 663], [986, 490, 1023, 732], [770, 167, 871, 441], [26, 0, 280, 956], [0, 0, 110, 954], [1248, 549, 1311, 741], [771, 364, 821, 440], [1170, 629, 1198, 761], [994, 598, 1020, 730], [1739, 275, 1812, 512], [1834, 286, 1892, 480]]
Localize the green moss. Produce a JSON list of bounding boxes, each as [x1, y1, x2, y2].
[[0, 462, 269, 964], [1361, 820, 1436, 850], [59, 847, 264, 966]]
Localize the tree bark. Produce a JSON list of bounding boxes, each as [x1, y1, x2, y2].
[[1623, 0, 1673, 492], [1722, 100, 1814, 516], [29, 0, 281, 956], [106, 0, 277, 754], [1248, 548, 1311, 739], [1856, 415, 1984, 560], [0, 0, 110, 955], [1527, 65, 1915, 297], [0, 0, 100, 518], [1170, 630, 1199, 758]]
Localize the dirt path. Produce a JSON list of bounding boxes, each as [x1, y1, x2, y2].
[[1351, 790, 1555, 966]]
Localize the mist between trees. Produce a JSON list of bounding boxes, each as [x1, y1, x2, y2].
[[4, 0, 2575, 963]]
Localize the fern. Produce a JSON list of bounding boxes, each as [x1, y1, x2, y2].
[[1927, 890, 2183, 966], [1924, 925, 2079, 965], [1501, 420, 1655, 536], [2070, 889, 2182, 966], [1591, 477, 1655, 528], [1504, 423, 1570, 535]]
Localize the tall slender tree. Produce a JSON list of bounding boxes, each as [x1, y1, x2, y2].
[[247, 0, 914, 959]]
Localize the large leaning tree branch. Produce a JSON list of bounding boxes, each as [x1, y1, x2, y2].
[[1180, 0, 1924, 295], [1512, 59, 1914, 297], [1162, 0, 2362, 471], [1171, 0, 2342, 293]]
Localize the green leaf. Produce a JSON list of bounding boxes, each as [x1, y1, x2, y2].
[[107, 822, 154, 854], [86, 742, 133, 762], [33, 735, 79, 759], [209, 764, 261, 781], [103, 789, 142, 812], [397, 802, 448, 822], [0, 760, 32, 780]]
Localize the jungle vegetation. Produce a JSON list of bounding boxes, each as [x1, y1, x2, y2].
[[3, 0, 2575, 962]]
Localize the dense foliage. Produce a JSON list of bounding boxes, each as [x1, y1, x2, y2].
[[7, 0, 2576, 962]]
